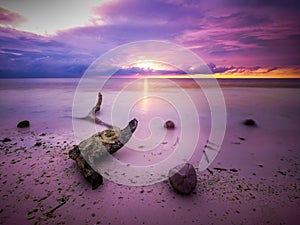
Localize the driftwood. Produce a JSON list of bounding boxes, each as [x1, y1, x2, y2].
[[94, 92, 102, 113], [69, 92, 138, 189], [74, 92, 112, 128]]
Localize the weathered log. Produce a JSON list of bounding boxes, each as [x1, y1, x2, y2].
[[70, 92, 138, 189]]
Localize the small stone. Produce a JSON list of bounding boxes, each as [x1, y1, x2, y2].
[[1, 138, 11, 142], [243, 119, 257, 127], [213, 167, 227, 172], [277, 171, 286, 176], [17, 120, 30, 128], [34, 142, 42, 147], [164, 120, 175, 129]]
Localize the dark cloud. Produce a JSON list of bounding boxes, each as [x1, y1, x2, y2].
[[208, 13, 271, 29], [227, 0, 300, 10], [208, 63, 235, 73], [0, 27, 91, 77]]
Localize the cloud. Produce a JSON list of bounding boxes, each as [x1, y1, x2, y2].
[[208, 63, 277, 74], [207, 12, 271, 29], [93, 0, 203, 26], [89, 0, 300, 68], [0, 1, 105, 35], [113, 67, 186, 76], [0, 0, 299, 78], [211, 64, 300, 78], [0, 7, 26, 27], [227, 0, 300, 9]]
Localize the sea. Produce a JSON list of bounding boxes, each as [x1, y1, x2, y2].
[[1, 77, 300, 191], [1, 78, 299, 131]]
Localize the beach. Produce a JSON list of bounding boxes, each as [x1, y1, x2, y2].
[[0, 78, 299, 225]]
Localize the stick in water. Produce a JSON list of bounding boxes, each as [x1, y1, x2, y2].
[[94, 92, 102, 113], [75, 92, 112, 128]]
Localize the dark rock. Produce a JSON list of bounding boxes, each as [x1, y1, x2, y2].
[[1, 138, 12, 142], [164, 120, 175, 129], [213, 167, 227, 172], [17, 120, 30, 128], [243, 119, 257, 127], [169, 163, 197, 195], [34, 141, 42, 147], [277, 170, 286, 176]]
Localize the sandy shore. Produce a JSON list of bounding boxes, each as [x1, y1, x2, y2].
[[0, 83, 299, 225]]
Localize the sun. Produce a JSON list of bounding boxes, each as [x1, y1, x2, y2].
[[130, 61, 173, 71], [135, 62, 156, 70]]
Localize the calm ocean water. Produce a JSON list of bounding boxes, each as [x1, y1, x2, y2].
[[1, 77, 300, 185], [0, 78, 299, 132], [1, 78, 300, 91]]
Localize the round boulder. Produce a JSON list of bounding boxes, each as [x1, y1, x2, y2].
[[168, 163, 197, 195]]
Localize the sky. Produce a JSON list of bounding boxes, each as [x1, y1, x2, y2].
[[0, 0, 299, 78]]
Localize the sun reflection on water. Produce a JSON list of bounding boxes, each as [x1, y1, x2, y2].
[[141, 78, 149, 112]]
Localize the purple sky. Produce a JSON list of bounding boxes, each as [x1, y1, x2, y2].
[[0, 0, 299, 78]]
